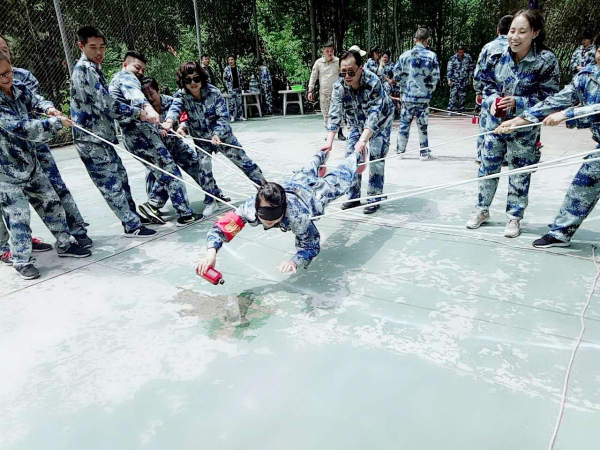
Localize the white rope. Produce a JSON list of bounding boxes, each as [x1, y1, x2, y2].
[[548, 247, 600, 450], [331, 145, 600, 205], [312, 155, 600, 220], [428, 106, 474, 117]]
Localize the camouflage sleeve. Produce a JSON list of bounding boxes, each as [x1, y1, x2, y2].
[[569, 48, 579, 74], [473, 49, 487, 94], [291, 221, 320, 268], [365, 80, 387, 133], [446, 58, 453, 81], [567, 102, 600, 122], [468, 55, 475, 78], [583, 50, 596, 69], [514, 55, 560, 116], [28, 86, 55, 113], [0, 103, 62, 141], [326, 83, 343, 132], [207, 198, 256, 251], [431, 56, 440, 90], [165, 90, 184, 123], [393, 58, 406, 94], [213, 91, 232, 138], [118, 72, 148, 109], [521, 80, 580, 123]]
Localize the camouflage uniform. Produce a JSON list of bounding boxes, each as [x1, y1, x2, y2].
[[327, 69, 394, 203], [144, 94, 219, 208], [474, 35, 509, 161], [109, 70, 193, 218], [365, 58, 379, 74], [166, 85, 266, 197], [569, 44, 597, 75], [70, 54, 143, 232], [475, 46, 560, 219], [207, 151, 361, 268], [0, 81, 75, 268], [446, 52, 474, 112], [393, 43, 440, 156], [223, 65, 244, 120], [258, 65, 273, 114], [522, 65, 600, 242]]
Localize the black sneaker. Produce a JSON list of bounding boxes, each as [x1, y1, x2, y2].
[[138, 203, 167, 225], [341, 200, 362, 210], [32, 238, 53, 252], [337, 128, 347, 141], [15, 264, 40, 280], [124, 226, 157, 238], [57, 243, 92, 258], [75, 234, 93, 249], [363, 204, 380, 214], [176, 214, 203, 227], [532, 234, 570, 248]]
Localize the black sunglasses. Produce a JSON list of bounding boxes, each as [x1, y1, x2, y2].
[[184, 75, 202, 85], [339, 70, 357, 78]]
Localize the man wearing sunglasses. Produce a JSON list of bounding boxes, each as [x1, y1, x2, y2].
[[393, 27, 440, 160], [109, 51, 200, 226], [322, 48, 395, 215]]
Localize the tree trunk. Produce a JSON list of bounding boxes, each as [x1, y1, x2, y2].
[[309, 0, 317, 63], [393, 0, 400, 57], [367, 0, 372, 49], [253, 0, 260, 59]]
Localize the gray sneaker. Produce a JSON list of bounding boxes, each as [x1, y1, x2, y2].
[[504, 219, 521, 238], [15, 264, 40, 280], [466, 211, 490, 229]]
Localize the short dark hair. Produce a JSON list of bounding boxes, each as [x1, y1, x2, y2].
[[256, 182, 287, 212], [497, 15, 513, 35], [175, 61, 209, 89], [414, 27, 430, 41], [339, 49, 363, 67], [322, 41, 334, 49], [200, 53, 209, 59], [382, 50, 391, 59], [368, 46, 380, 58], [124, 50, 147, 64], [141, 77, 159, 92], [227, 55, 236, 61], [582, 31, 594, 40], [77, 26, 106, 45]]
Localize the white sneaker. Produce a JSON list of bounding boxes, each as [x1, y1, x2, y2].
[[466, 211, 489, 229], [239, 117, 248, 121], [419, 154, 433, 161], [504, 219, 521, 238], [203, 201, 219, 217]]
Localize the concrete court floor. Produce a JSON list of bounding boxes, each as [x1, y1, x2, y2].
[[1, 112, 599, 449]]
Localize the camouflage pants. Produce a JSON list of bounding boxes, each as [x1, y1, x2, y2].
[[397, 102, 430, 156], [290, 151, 359, 214], [146, 136, 221, 207], [548, 152, 600, 242], [227, 88, 243, 120], [260, 82, 273, 114], [121, 127, 193, 218], [477, 130, 541, 219], [202, 134, 266, 187], [0, 167, 72, 268], [345, 120, 392, 203], [0, 212, 8, 252], [76, 141, 142, 232], [447, 83, 467, 112]]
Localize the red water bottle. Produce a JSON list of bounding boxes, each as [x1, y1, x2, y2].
[[318, 165, 327, 177], [197, 265, 225, 285], [494, 95, 507, 118]]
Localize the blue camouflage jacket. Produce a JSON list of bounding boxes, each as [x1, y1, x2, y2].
[[108, 69, 149, 127], [166, 84, 232, 139], [13, 68, 39, 93], [0, 80, 62, 184], [365, 58, 379, 74], [70, 55, 141, 144], [223, 65, 244, 93], [258, 65, 272, 87], [473, 35, 508, 94], [476, 46, 560, 131], [570, 45, 597, 75], [393, 43, 440, 104], [326, 68, 394, 133], [447, 53, 474, 84], [522, 64, 600, 143]]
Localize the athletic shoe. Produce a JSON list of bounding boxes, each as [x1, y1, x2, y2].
[[176, 214, 203, 227], [203, 202, 219, 217], [138, 202, 167, 225], [466, 211, 489, 229], [337, 128, 347, 141], [341, 200, 362, 210], [15, 264, 40, 280], [363, 204, 380, 214], [419, 153, 433, 161], [1, 250, 12, 266], [57, 243, 92, 258], [75, 234, 93, 249], [532, 234, 570, 248], [124, 226, 157, 238], [239, 117, 248, 121], [504, 219, 521, 238], [31, 238, 52, 252]]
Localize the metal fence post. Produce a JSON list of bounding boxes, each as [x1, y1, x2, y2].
[[53, 0, 73, 75], [192, 0, 202, 58]]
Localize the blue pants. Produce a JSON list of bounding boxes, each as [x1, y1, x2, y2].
[[548, 152, 600, 242], [345, 122, 391, 203], [76, 141, 142, 232], [447, 83, 467, 112], [227, 89, 243, 120], [397, 102, 429, 156]]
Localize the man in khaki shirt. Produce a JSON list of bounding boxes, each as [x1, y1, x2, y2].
[[308, 42, 346, 140]]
